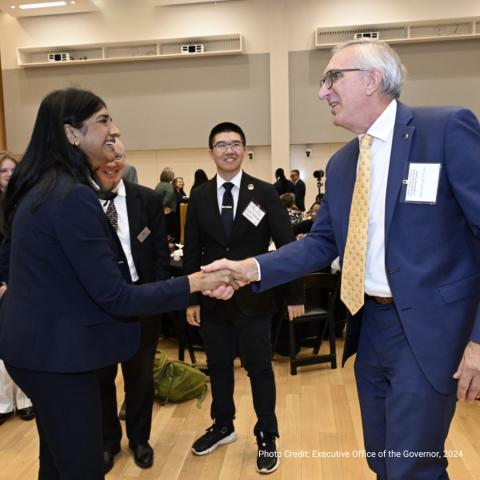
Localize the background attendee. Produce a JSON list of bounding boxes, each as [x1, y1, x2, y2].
[[0, 152, 35, 425], [171, 176, 188, 243], [184, 122, 304, 475], [190, 168, 209, 195], [293, 201, 320, 236], [154, 167, 177, 239], [273, 168, 295, 196], [95, 139, 170, 473], [173, 177, 187, 203], [279, 192, 303, 225], [290, 169, 306, 211], [122, 163, 138, 184], [0, 88, 232, 480], [203, 39, 480, 480]]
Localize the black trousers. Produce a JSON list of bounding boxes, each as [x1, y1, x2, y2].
[[200, 301, 278, 437], [97, 316, 161, 450], [6, 364, 103, 480]]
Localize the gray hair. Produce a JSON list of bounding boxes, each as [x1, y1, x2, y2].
[[332, 39, 407, 99], [160, 167, 174, 182]]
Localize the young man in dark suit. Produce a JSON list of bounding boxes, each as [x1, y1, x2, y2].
[[290, 169, 306, 211], [95, 140, 170, 473], [183, 122, 304, 474]]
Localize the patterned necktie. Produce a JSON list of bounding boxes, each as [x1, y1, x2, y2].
[[221, 182, 234, 238], [341, 134, 374, 315], [106, 199, 118, 230]]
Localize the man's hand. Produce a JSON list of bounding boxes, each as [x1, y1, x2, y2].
[[0, 283, 7, 299], [287, 304, 305, 321], [453, 340, 480, 401], [188, 269, 236, 293], [201, 258, 259, 288], [186, 305, 201, 326]]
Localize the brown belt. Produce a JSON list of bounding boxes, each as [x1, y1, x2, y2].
[[365, 295, 394, 305]]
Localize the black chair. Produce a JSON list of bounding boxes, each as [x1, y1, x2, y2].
[[277, 272, 340, 375]]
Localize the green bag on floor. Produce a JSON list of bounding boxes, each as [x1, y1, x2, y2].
[[153, 352, 208, 406]]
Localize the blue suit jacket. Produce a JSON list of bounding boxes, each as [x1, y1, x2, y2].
[[256, 102, 480, 394], [0, 175, 189, 373]]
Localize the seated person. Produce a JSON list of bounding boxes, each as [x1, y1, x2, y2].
[[280, 193, 303, 225]]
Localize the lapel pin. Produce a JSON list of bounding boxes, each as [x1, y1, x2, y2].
[[248, 184, 254, 191], [403, 133, 409, 139]]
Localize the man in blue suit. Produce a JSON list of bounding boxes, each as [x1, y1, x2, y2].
[[204, 39, 480, 479]]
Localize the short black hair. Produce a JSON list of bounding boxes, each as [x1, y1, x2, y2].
[[291, 169, 300, 176], [208, 122, 246, 149]]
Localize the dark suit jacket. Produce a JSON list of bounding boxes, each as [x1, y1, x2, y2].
[[0, 175, 189, 373], [293, 179, 306, 211], [124, 181, 170, 284], [254, 102, 480, 394], [184, 172, 303, 316]]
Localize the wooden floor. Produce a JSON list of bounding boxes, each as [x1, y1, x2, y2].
[[1, 338, 480, 480]]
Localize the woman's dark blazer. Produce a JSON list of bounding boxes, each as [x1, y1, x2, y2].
[[0, 175, 189, 373]]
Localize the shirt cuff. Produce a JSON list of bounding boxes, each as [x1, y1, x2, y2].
[[254, 258, 261, 281]]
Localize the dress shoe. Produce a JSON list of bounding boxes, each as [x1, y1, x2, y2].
[[0, 411, 13, 425], [16, 407, 35, 421], [129, 442, 153, 469], [103, 445, 120, 474]]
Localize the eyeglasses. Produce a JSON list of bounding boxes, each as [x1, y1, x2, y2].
[[212, 141, 244, 152], [320, 68, 367, 89], [0, 168, 14, 174]]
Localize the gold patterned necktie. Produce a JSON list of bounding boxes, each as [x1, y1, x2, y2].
[[341, 134, 374, 315]]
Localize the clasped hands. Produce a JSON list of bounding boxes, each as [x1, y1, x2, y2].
[[188, 258, 258, 301], [188, 258, 304, 323]]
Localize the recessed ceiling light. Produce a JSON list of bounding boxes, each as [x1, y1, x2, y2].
[[70, 0, 76, 3], [10, 5, 16, 8], [19, 1, 67, 9]]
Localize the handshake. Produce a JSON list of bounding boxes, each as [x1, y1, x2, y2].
[[188, 258, 259, 300]]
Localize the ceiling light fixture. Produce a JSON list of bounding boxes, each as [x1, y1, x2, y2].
[[19, 1, 67, 9]]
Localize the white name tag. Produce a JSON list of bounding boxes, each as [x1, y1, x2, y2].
[[242, 201, 265, 226], [404, 163, 441, 204], [137, 227, 151, 243]]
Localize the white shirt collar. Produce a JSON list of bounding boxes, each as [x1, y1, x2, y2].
[[113, 179, 126, 197], [216, 170, 243, 191], [361, 99, 397, 144]]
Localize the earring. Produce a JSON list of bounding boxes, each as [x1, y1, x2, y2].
[[74, 140, 79, 147]]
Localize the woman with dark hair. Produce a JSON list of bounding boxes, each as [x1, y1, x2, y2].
[[0, 88, 231, 479], [190, 168, 208, 195], [273, 167, 295, 196]]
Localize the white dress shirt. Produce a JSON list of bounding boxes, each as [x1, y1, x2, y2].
[[216, 170, 243, 217], [99, 179, 139, 283], [363, 99, 397, 297]]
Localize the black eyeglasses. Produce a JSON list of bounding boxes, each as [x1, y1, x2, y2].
[[213, 141, 244, 152], [320, 68, 367, 89]]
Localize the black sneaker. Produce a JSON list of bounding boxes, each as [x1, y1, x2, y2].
[[256, 432, 279, 474], [192, 424, 237, 455]]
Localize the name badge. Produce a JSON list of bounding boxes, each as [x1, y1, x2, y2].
[[403, 163, 441, 204], [137, 227, 151, 243], [242, 201, 265, 226]]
